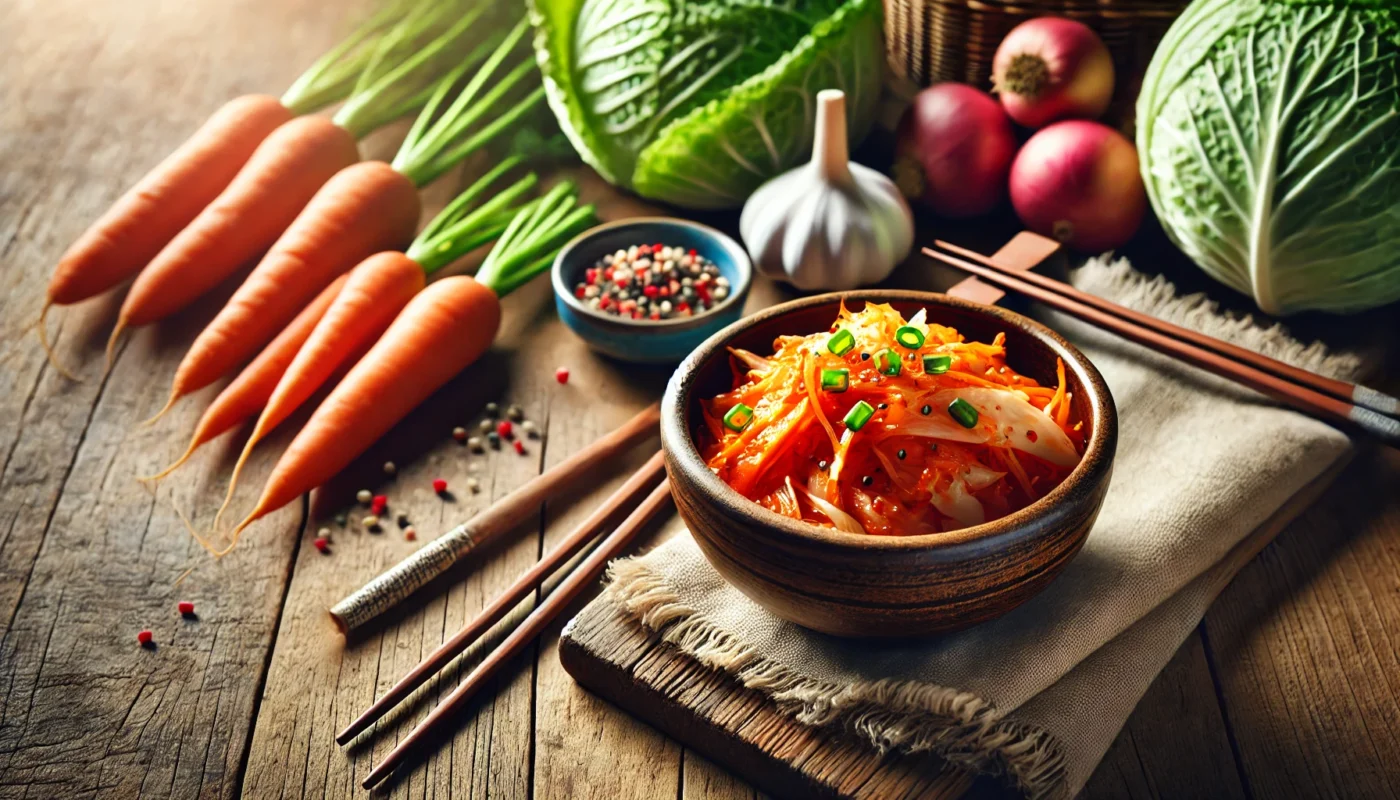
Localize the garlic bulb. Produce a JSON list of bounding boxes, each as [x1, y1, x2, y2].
[[740, 90, 914, 291]]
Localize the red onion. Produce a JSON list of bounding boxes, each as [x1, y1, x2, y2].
[[893, 84, 1017, 219], [1009, 120, 1145, 252], [992, 18, 1114, 129]]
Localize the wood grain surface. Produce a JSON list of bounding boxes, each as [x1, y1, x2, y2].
[[1, 0, 1398, 798]]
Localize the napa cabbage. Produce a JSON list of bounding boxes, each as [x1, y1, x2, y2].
[[527, 0, 884, 209], [1137, 0, 1400, 315]]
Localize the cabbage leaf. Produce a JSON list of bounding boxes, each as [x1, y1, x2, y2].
[[529, 0, 883, 208], [1137, 0, 1400, 314]]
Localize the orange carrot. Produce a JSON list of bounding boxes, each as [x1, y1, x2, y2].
[[150, 161, 420, 422], [213, 252, 424, 522], [227, 276, 499, 542], [40, 96, 291, 372], [109, 117, 359, 365], [141, 273, 350, 482]]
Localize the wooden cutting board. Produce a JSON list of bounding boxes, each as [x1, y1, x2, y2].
[[558, 594, 981, 799]]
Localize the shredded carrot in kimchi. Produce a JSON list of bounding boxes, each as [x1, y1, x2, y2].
[[699, 302, 1085, 535]]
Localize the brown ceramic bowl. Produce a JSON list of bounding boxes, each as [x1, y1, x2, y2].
[[661, 291, 1117, 638]]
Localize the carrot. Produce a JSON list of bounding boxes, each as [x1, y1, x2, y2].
[[214, 185, 595, 550], [140, 273, 349, 482], [226, 275, 500, 544], [212, 252, 424, 524], [39, 95, 291, 376], [148, 161, 420, 423], [108, 117, 360, 366]]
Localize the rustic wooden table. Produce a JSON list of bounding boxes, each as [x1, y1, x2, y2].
[[3, 1, 1398, 798]]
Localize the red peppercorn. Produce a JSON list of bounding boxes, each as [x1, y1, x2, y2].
[[371, 494, 388, 514], [643, 284, 659, 299], [676, 301, 690, 312], [177, 601, 195, 616], [688, 248, 697, 256], [598, 296, 612, 310], [496, 420, 513, 438], [574, 285, 586, 298], [632, 310, 644, 320], [313, 537, 329, 553], [432, 478, 448, 494], [585, 268, 598, 284], [603, 266, 614, 280], [638, 244, 651, 255], [513, 439, 525, 455], [650, 311, 661, 320], [658, 286, 670, 297], [555, 367, 569, 384], [136, 629, 153, 646]]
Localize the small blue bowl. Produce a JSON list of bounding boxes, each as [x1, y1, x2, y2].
[[552, 218, 753, 364]]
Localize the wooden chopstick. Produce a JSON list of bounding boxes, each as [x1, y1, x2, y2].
[[330, 402, 662, 633], [923, 247, 1400, 447], [934, 239, 1400, 419], [336, 450, 667, 745], [361, 478, 674, 789]]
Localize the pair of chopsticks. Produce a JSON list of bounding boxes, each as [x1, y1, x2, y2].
[[344, 448, 672, 789], [330, 403, 662, 633], [924, 241, 1400, 447]]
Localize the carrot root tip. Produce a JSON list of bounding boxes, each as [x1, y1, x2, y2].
[[35, 303, 83, 382], [138, 441, 197, 483], [103, 321, 127, 380], [142, 389, 181, 427]]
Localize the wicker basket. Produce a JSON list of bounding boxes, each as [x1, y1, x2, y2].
[[883, 0, 1189, 127]]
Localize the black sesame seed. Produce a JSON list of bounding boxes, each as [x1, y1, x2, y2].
[[897, 449, 906, 460], [861, 475, 873, 486], [877, 403, 888, 410], [818, 460, 829, 470], [921, 404, 932, 415], [860, 352, 870, 361]]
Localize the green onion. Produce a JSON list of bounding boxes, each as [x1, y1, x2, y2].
[[723, 403, 754, 432], [820, 368, 850, 393], [843, 400, 875, 431], [947, 398, 979, 428], [827, 328, 855, 356], [895, 326, 926, 349], [923, 354, 952, 375], [875, 349, 901, 376], [406, 159, 536, 273]]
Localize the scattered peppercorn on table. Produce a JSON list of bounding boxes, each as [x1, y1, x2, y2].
[[2, 1, 1399, 798]]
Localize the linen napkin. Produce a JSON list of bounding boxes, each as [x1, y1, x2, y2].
[[591, 258, 1361, 798]]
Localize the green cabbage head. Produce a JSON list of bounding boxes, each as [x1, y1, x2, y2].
[[527, 0, 884, 209], [1137, 0, 1400, 315]]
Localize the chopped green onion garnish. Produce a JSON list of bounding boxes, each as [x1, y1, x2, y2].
[[947, 397, 979, 428], [875, 349, 901, 376], [895, 326, 926, 349], [843, 400, 875, 431], [820, 368, 850, 393], [923, 354, 952, 375], [827, 328, 855, 356], [723, 403, 754, 432]]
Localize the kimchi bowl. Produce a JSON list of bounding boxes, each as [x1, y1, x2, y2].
[[660, 290, 1117, 637]]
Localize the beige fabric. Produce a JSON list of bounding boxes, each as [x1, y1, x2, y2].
[[597, 259, 1359, 798]]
